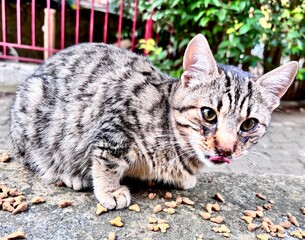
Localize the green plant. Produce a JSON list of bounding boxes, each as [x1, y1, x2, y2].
[[137, 0, 305, 80]]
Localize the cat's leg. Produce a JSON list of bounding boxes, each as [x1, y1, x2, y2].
[[91, 150, 131, 210], [171, 170, 197, 190]]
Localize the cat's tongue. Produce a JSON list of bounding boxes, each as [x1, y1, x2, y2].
[[209, 156, 231, 164]]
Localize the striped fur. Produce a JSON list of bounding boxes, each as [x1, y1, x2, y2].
[[10, 34, 298, 209]]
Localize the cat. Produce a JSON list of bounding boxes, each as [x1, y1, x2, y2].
[[10, 34, 298, 210]]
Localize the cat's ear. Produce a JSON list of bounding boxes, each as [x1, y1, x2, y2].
[[257, 61, 298, 110], [181, 34, 218, 87]]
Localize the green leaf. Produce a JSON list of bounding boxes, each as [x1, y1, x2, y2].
[[194, 11, 205, 22], [211, 0, 220, 7], [203, 0, 211, 8], [239, 22, 251, 35], [178, 38, 190, 50], [226, 27, 235, 34], [199, 17, 209, 27]]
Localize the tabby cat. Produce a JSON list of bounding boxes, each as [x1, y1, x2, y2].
[[10, 34, 298, 209]]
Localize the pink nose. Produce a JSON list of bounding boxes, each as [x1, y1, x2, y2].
[[215, 133, 236, 156]]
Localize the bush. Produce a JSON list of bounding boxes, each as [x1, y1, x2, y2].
[[138, 0, 305, 80]]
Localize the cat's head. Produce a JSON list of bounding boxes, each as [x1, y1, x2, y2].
[[171, 34, 298, 167]]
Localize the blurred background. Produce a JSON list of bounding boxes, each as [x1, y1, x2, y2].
[[0, 0, 304, 100]]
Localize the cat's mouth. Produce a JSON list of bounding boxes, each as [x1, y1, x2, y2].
[[208, 156, 231, 164]]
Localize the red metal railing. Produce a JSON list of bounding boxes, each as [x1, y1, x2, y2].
[[0, 0, 152, 63]]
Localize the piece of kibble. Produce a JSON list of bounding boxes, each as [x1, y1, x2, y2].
[[214, 193, 225, 203], [241, 216, 253, 224], [2, 201, 14, 212], [108, 232, 116, 240], [1, 231, 26, 239], [223, 232, 230, 237], [290, 230, 303, 239], [199, 211, 211, 220], [279, 221, 291, 229], [164, 192, 172, 199], [269, 225, 277, 233], [110, 216, 124, 227], [175, 197, 183, 205], [147, 224, 155, 231], [262, 217, 274, 226], [157, 223, 170, 233], [210, 216, 224, 224], [212, 203, 220, 212], [12, 202, 28, 215], [255, 193, 266, 200], [277, 233, 285, 238], [248, 223, 259, 231], [301, 230, 305, 237], [288, 215, 300, 227], [13, 195, 25, 207], [148, 217, 157, 224], [301, 207, 305, 215], [256, 206, 264, 212], [9, 188, 22, 197], [182, 197, 195, 205], [0, 191, 8, 200], [163, 207, 175, 214], [269, 199, 275, 204], [157, 218, 167, 224], [58, 200, 72, 208], [263, 204, 271, 210], [153, 204, 162, 213], [164, 201, 177, 208], [261, 221, 270, 233], [276, 225, 285, 234], [218, 225, 230, 233], [128, 204, 140, 212], [0, 152, 10, 162], [256, 233, 270, 240], [3, 197, 15, 205], [205, 203, 213, 213], [31, 196, 45, 204], [244, 210, 257, 218], [255, 210, 264, 217], [96, 203, 107, 215], [148, 193, 157, 200]]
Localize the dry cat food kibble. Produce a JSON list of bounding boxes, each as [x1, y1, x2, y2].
[[128, 204, 140, 212], [211, 224, 230, 238], [30, 196, 45, 204], [199, 211, 211, 220], [58, 200, 72, 208], [153, 204, 162, 213], [182, 197, 195, 205], [214, 193, 225, 203], [175, 197, 183, 205], [257, 233, 270, 240], [256, 193, 266, 200], [301, 207, 305, 214], [108, 232, 116, 240], [0, 231, 26, 240], [148, 193, 157, 200], [110, 216, 124, 227], [241, 216, 253, 224], [287, 213, 300, 227], [164, 192, 172, 199], [12, 202, 28, 215], [247, 223, 259, 231], [164, 201, 177, 208], [96, 203, 107, 215], [0, 152, 10, 163], [163, 207, 175, 214], [210, 216, 224, 224]]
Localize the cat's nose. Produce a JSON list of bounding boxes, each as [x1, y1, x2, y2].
[[215, 147, 232, 158]]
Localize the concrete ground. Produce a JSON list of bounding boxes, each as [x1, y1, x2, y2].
[[0, 62, 305, 239]]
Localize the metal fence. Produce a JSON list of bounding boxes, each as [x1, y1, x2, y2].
[[0, 0, 153, 63]]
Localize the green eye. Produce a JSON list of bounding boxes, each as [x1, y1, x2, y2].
[[201, 107, 217, 123], [240, 118, 258, 132]]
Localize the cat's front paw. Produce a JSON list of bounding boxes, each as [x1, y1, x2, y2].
[[94, 186, 131, 210], [180, 175, 197, 190]]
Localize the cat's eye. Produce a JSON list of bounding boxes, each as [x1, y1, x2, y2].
[[240, 118, 258, 132], [201, 107, 217, 123]]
